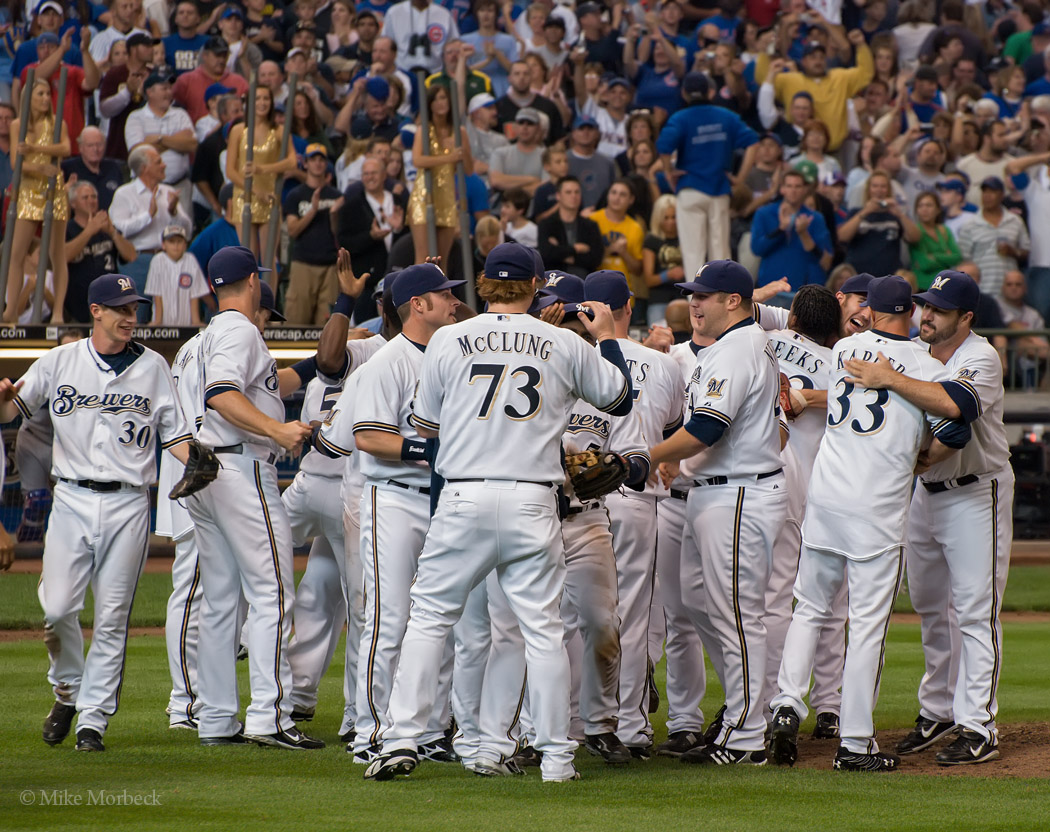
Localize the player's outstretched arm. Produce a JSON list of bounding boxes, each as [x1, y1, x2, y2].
[[650, 426, 708, 466], [355, 429, 431, 463], [207, 389, 312, 453], [0, 379, 24, 424], [167, 439, 192, 465], [316, 248, 371, 378], [845, 352, 962, 420]]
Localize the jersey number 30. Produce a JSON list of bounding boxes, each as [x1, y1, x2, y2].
[[469, 363, 542, 421], [118, 420, 153, 449], [827, 380, 888, 435]]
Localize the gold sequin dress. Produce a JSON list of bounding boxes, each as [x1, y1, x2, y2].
[[232, 125, 281, 224], [17, 116, 68, 222], [407, 125, 457, 228]]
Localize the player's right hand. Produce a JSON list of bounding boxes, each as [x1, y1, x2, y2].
[[273, 420, 313, 454], [657, 460, 680, 489], [578, 301, 615, 341], [643, 325, 673, 353], [0, 378, 23, 402], [336, 248, 369, 298]]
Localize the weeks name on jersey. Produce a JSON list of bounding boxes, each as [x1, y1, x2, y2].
[[457, 329, 554, 360], [771, 339, 827, 376], [52, 385, 152, 417]]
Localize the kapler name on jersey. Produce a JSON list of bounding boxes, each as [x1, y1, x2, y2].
[[457, 330, 553, 360], [836, 348, 907, 374], [51, 384, 152, 417]]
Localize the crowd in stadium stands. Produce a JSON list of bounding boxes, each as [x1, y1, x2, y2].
[[2, 0, 1050, 358]]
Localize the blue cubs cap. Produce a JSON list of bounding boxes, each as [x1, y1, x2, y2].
[[679, 260, 754, 298], [537, 271, 585, 311], [221, 5, 244, 19], [936, 179, 966, 195], [88, 273, 148, 307], [208, 245, 271, 287], [259, 281, 286, 322], [914, 270, 979, 313], [607, 76, 631, 90], [572, 113, 598, 129], [36, 31, 59, 47], [584, 270, 632, 310], [205, 82, 234, 101], [391, 263, 465, 308], [485, 242, 538, 281], [839, 272, 874, 295], [860, 275, 914, 314], [365, 76, 390, 101]]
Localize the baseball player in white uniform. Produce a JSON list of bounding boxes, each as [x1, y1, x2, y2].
[[649, 261, 789, 766], [582, 271, 683, 758], [844, 271, 1013, 766], [0, 274, 194, 752], [364, 242, 634, 783], [348, 263, 465, 764], [186, 246, 321, 750], [770, 275, 972, 772]]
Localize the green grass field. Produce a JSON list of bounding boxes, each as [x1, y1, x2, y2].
[[2, 615, 1049, 830]]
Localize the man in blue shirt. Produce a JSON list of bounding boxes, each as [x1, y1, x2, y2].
[[750, 169, 832, 291], [164, 1, 210, 76], [656, 71, 758, 280], [189, 184, 240, 278], [1024, 45, 1050, 97], [12, 1, 82, 80]]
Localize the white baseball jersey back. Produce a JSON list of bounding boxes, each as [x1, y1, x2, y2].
[[13, 339, 191, 486], [145, 252, 210, 327], [352, 334, 431, 489], [412, 313, 631, 482], [804, 330, 960, 560], [156, 332, 204, 539], [195, 310, 283, 455], [768, 328, 832, 470], [617, 338, 684, 496], [921, 331, 1010, 481], [679, 320, 783, 481]]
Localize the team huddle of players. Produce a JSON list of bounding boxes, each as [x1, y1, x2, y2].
[[0, 242, 1011, 779]]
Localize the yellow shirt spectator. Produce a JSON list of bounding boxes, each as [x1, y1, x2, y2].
[[591, 206, 646, 300]]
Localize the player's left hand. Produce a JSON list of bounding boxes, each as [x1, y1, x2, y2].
[[657, 460, 680, 489], [0, 525, 14, 571], [335, 247, 369, 298], [845, 351, 896, 389], [643, 325, 673, 353], [0, 378, 24, 402], [754, 277, 790, 303], [539, 302, 564, 326], [577, 301, 615, 341]]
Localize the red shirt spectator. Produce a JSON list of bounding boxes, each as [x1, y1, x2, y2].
[[172, 36, 248, 123]]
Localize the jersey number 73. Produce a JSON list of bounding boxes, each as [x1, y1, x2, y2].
[[468, 363, 542, 421]]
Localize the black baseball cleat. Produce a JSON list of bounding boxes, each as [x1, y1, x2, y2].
[[419, 736, 459, 763], [200, 732, 251, 746], [244, 726, 325, 750], [702, 704, 727, 746], [769, 706, 800, 766], [474, 758, 527, 777], [351, 742, 381, 762], [934, 729, 1000, 766], [42, 702, 77, 746], [833, 747, 901, 772], [655, 731, 704, 758], [813, 712, 840, 739], [290, 708, 314, 722], [340, 729, 356, 744], [646, 657, 660, 715], [681, 743, 767, 766], [896, 715, 956, 755], [583, 732, 632, 764], [627, 743, 652, 761], [512, 744, 542, 767], [75, 728, 105, 752], [364, 749, 418, 781]]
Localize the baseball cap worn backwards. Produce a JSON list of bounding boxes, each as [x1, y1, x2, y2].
[[485, 242, 538, 281], [914, 270, 979, 312], [584, 270, 632, 310], [259, 281, 286, 322], [88, 274, 148, 307], [860, 275, 913, 313], [679, 260, 754, 299], [391, 263, 465, 307], [839, 273, 874, 295], [208, 246, 270, 287]]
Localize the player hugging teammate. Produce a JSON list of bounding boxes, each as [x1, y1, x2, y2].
[[6, 243, 1011, 774]]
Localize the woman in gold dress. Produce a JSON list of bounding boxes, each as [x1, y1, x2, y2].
[[3, 80, 70, 323], [225, 86, 297, 261], [408, 84, 472, 266]]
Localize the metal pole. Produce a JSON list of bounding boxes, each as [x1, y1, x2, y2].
[[31, 66, 68, 324], [264, 73, 298, 281], [0, 67, 35, 318], [414, 68, 438, 259], [448, 79, 477, 309], [240, 70, 257, 244]]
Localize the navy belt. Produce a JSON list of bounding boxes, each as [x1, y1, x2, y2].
[[59, 478, 125, 492], [566, 503, 601, 516], [669, 488, 689, 501], [386, 479, 431, 495], [694, 468, 782, 487], [214, 444, 277, 465], [922, 474, 979, 494]]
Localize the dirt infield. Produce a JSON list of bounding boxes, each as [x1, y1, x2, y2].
[[794, 723, 1050, 778]]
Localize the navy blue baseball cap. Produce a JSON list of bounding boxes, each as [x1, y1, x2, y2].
[[679, 260, 754, 298], [37, 31, 59, 47], [87, 273, 148, 307], [259, 281, 286, 322], [537, 272, 585, 312], [572, 114, 598, 129], [531, 248, 545, 281], [914, 270, 979, 312], [485, 242, 538, 281], [980, 176, 1005, 192], [585, 270, 632, 310], [208, 245, 271, 287], [860, 275, 914, 314], [682, 72, 710, 102], [839, 272, 874, 295], [391, 262, 465, 307], [936, 179, 966, 195]]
